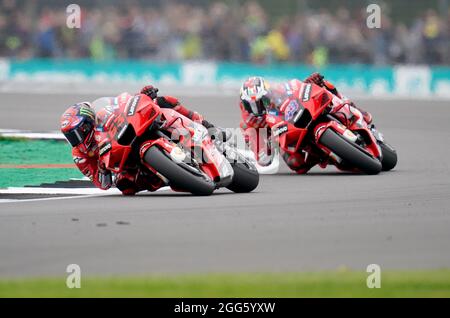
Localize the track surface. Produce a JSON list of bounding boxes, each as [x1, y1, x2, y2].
[[1, 93, 450, 277]]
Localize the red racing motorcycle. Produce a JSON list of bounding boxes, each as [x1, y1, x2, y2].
[[93, 94, 259, 195], [266, 82, 397, 174]]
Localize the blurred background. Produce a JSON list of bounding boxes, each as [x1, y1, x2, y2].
[[1, 0, 448, 65], [0, 0, 449, 97]]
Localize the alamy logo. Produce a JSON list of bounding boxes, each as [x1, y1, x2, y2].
[[366, 264, 381, 288], [66, 4, 81, 29], [66, 264, 81, 288], [366, 4, 381, 29]]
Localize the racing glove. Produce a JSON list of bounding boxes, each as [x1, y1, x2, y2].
[[305, 73, 340, 96], [97, 162, 112, 190], [140, 85, 159, 99], [304, 72, 324, 86]]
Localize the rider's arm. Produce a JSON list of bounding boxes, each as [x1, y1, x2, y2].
[[304, 73, 372, 124], [140, 85, 206, 124], [72, 149, 112, 190], [304, 72, 343, 98], [158, 94, 230, 141], [156, 96, 204, 123]]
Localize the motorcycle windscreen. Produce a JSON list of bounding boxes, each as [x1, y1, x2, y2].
[[91, 96, 117, 113]]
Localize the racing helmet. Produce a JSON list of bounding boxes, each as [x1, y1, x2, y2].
[[60, 103, 96, 153], [240, 76, 271, 116]]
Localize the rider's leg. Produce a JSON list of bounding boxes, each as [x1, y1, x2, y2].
[[115, 169, 164, 195], [282, 150, 317, 174]]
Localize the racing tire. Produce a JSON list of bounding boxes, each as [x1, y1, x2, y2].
[[319, 129, 382, 175], [379, 142, 397, 171], [226, 162, 259, 193], [143, 146, 215, 196]]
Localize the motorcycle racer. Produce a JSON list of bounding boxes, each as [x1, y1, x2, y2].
[[60, 85, 217, 195], [239, 73, 374, 173]]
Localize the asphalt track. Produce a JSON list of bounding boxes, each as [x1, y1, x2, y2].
[[1, 92, 450, 277]]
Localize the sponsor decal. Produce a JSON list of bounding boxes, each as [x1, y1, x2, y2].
[[127, 96, 140, 116], [61, 120, 70, 128], [139, 141, 154, 159], [266, 115, 276, 124], [284, 100, 300, 121], [302, 84, 312, 102], [273, 124, 288, 137], [73, 157, 86, 164], [79, 106, 95, 120], [99, 142, 112, 156], [71, 117, 81, 128], [292, 108, 304, 123], [284, 83, 292, 96]]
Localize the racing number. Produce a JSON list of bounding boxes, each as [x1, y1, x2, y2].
[[108, 114, 128, 141]]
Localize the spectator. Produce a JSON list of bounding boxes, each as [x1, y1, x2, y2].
[[0, 0, 448, 65]]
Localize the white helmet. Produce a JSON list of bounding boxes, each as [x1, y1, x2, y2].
[[240, 76, 271, 116]]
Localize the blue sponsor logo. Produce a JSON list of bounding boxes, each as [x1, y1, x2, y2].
[[284, 100, 300, 121]]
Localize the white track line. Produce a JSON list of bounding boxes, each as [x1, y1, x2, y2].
[[0, 195, 101, 204], [0, 130, 65, 140], [0, 186, 171, 204], [0, 187, 122, 195]]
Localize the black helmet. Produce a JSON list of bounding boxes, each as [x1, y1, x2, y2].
[[60, 103, 96, 152]]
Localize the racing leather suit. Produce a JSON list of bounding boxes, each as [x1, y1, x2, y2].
[[239, 77, 373, 174]]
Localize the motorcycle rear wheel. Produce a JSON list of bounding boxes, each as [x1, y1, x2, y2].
[[144, 146, 215, 196], [319, 129, 382, 175]]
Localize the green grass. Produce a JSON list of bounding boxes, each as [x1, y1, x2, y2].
[[0, 168, 82, 188], [0, 139, 82, 187], [1, 270, 450, 298], [0, 139, 74, 165], [0, 136, 28, 142]]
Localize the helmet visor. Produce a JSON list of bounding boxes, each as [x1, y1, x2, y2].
[[242, 96, 270, 116], [64, 129, 84, 147], [64, 121, 93, 147]]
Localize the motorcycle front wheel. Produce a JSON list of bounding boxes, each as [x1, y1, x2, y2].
[[379, 142, 398, 171], [144, 146, 215, 196], [319, 129, 382, 175], [226, 161, 259, 193]]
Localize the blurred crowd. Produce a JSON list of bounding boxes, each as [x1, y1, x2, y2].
[[0, 0, 449, 65]]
